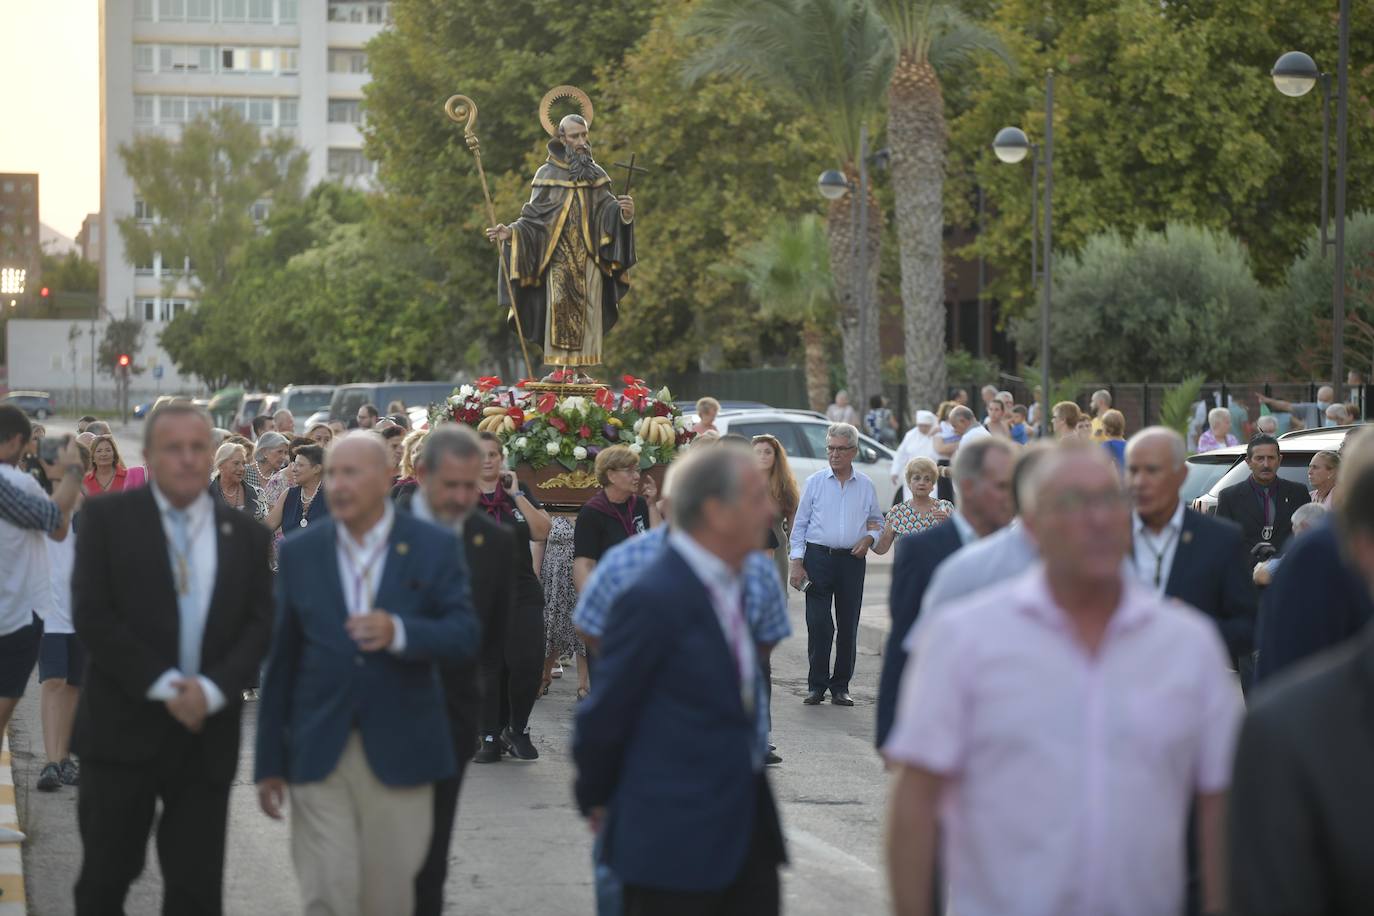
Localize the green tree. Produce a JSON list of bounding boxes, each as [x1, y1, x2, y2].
[[873, 0, 1010, 414], [718, 214, 837, 410], [40, 251, 98, 293], [683, 0, 893, 404], [1275, 211, 1374, 378], [1009, 224, 1276, 381], [117, 107, 308, 299], [98, 318, 145, 379]]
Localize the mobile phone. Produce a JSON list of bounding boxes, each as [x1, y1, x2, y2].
[[797, 578, 811, 593], [38, 435, 66, 465], [500, 470, 515, 490]]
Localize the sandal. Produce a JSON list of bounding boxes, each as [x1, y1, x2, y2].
[[539, 673, 552, 697], [576, 686, 590, 702]]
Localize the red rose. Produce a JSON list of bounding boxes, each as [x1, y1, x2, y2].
[[549, 416, 569, 433], [653, 401, 671, 417]]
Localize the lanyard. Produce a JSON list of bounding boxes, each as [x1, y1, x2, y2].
[[608, 495, 638, 538], [166, 506, 211, 597], [1136, 525, 1179, 589], [339, 532, 390, 616]]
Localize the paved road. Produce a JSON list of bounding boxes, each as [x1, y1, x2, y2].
[[15, 417, 898, 915]]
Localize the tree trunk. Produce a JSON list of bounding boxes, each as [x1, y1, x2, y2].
[[824, 165, 884, 409], [888, 54, 948, 419], [802, 321, 830, 413]]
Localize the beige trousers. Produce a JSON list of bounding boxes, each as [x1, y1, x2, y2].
[[289, 732, 434, 916]]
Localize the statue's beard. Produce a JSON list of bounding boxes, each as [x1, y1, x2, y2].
[[566, 146, 597, 182]]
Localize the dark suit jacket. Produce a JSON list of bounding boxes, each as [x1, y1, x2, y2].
[[1215, 476, 1310, 557], [1255, 518, 1374, 683], [876, 521, 965, 748], [573, 547, 785, 893], [1164, 509, 1259, 667], [71, 487, 274, 785], [395, 492, 515, 758], [254, 511, 480, 787], [1229, 627, 1374, 914]]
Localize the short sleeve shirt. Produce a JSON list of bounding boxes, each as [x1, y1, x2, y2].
[[573, 496, 651, 563]]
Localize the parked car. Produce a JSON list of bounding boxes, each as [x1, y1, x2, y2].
[[1190, 426, 1354, 515], [1182, 445, 1246, 507], [132, 401, 154, 419], [278, 385, 335, 421], [325, 381, 459, 427], [1, 390, 55, 420], [701, 408, 899, 507], [232, 392, 274, 436]]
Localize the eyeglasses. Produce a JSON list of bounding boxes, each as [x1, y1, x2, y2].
[[826, 445, 857, 453]]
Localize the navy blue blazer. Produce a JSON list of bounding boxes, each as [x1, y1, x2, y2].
[[1163, 509, 1258, 668], [1255, 518, 1373, 683], [572, 547, 784, 893], [254, 511, 480, 787], [876, 521, 965, 749]]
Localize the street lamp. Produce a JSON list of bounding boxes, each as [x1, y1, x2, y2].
[[993, 70, 1055, 438], [1272, 0, 1351, 401], [817, 169, 850, 200]]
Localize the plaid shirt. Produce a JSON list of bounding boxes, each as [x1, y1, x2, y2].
[[0, 471, 59, 533], [573, 525, 792, 757]]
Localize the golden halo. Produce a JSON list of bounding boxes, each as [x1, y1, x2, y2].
[[539, 85, 594, 138]]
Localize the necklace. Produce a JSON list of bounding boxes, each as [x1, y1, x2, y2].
[[221, 482, 243, 508], [96, 468, 115, 491], [298, 480, 321, 527]]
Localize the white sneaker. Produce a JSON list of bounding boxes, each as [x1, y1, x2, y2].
[[0, 827, 27, 843], [551, 664, 563, 679]]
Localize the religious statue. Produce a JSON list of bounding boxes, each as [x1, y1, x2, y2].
[[485, 87, 637, 373]]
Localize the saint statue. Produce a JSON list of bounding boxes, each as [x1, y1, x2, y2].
[[487, 109, 636, 371]]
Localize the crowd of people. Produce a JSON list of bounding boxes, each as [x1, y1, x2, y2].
[[1, 370, 1373, 914]]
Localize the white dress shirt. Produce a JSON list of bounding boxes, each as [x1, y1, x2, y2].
[[1132, 502, 1185, 594], [146, 484, 225, 713], [335, 502, 408, 654], [0, 463, 50, 636]]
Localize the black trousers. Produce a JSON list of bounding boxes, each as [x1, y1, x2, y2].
[[802, 544, 866, 694], [413, 748, 472, 916], [623, 776, 785, 916], [480, 600, 545, 735], [75, 746, 232, 916]]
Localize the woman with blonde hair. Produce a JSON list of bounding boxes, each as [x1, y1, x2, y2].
[[752, 434, 800, 582], [1052, 401, 1084, 439], [209, 442, 261, 516], [872, 457, 954, 554], [389, 428, 427, 500]]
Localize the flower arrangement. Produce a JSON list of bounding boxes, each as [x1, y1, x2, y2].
[[429, 373, 695, 471]]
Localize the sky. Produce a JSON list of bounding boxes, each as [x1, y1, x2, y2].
[[0, 0, 99, 240]]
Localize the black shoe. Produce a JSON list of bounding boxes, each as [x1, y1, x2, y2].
[[502, 726, 539, 761], [766, 749, 783, 766], [59, 757, 79, 786], [803, 690, 826, 705], [831, 691, 854, 707], [37, 763, 61, 792], [472, 735, 502, 764]]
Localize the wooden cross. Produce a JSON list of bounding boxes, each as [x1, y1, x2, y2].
[[612, 154, 649, 196]]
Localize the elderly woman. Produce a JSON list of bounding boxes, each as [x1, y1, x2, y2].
[[266, 444, 328, 533], [305, 422, 333, 449], [694, 396, 720, 435], [209, 442, 262, 516], [873, 457, 955, 555], [252, 432, 292, 520], [1197, 406, 1238, 452], [1308, 449, 1340, 508]]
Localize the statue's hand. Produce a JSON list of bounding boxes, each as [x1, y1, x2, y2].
[[486, 224, 511, 242], [618, 196, 634, 223]]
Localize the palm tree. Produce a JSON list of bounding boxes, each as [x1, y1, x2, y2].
[[872, 1, 1011, 416], [683, 0, 893, 407], [718, 214, 836, 411]]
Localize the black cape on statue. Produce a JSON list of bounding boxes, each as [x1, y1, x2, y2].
[[497, 140, 636, 359]]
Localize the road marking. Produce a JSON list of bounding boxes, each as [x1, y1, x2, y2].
[[788, 827, 878, 874], [0, 736, 25, 912]]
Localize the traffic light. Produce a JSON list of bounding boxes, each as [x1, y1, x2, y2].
[[39, 287, 49, 299], [117, 353, 131, 368]]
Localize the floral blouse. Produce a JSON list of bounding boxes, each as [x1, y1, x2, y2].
[[885, 498, 955, 537]]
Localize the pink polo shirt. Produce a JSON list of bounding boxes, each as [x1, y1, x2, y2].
[[884, 565, 1243, 916]]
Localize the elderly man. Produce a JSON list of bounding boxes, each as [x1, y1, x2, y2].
[[1252, 503, 1326, 588], [790, 423, 884, 706], [574, 446, 787, 914], [1257, 386, 1336, 429], [1216, 434, 1311, 560], [1255, 414, 1278, 436], [935, 406, 990, 459], [272, 409, 295, 436], [876, 438, 1014, 747], [890, 411, 939, 502], [255, 433, 480, 916], [1325, 402, 1353, 426], [1229, 459, 1374, 914], [885, 448, 1243, 916]]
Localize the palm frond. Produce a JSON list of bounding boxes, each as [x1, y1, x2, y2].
[[716, 214, 835, 324], [926, 6, 1016, 76], [1160, 374, 1206, 438]]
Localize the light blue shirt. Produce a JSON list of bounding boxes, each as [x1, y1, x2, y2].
[[789, 466, 884, 560], [915, 522, 1038, 644]]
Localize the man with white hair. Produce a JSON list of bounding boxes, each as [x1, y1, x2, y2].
[[1325, 402, 1353, 426], [1253, 503, 1327, 588], [272, 409, 295, 436], [790, 423, 884, 707], [1255, 414, 1279, 436], [1258, 385, 1337, 429], [890, 411, 940, 501]]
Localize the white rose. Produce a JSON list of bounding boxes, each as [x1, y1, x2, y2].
[[629, 442, 643, 455], [573, 446, 588, 460], [458, 384, 475, 398], [447, 394, 464, 406], [674, 415, 687, 430], [545, 441, 561, 455], [559, 396, 588, 417], [514, 436, 528, 449]]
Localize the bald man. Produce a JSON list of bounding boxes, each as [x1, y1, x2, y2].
[[255, 432, 480, 916]]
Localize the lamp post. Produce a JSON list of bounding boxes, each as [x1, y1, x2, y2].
[[1272, 0, 1351, 400], [818, 126, 887, 410], [993, 69, 1055, 438]]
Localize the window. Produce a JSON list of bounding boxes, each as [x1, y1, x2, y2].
[[280, 48, 299, 74], [278, 98, 299, 127], [219, 97, 249, 120], [366, 2, 388, 23], [158, 0, 184, 19], [187, 96, 215, 120], [248, 0, 273, 21], [160, 299, 189, 321], [139, 299, 157, 321], [328, 49, 368, 73], [221, 48, 242, 72], [250, 200, 271, 223], [249, 48, 274, 72], [159, 96, 187, 123], [728, 422, 807, 457], [220, 0, 246, 21], [247, 98, 275, 126], [279, 0, 298, 23], [327, 98, 361, 124], [222, 46, 278, 74], [134, 256, 155, 277], [327, 148, 371, 177], [135, 0, 154, 19], [134, 96, 155, 124], [160, 45, 212, 73], [134, 199, 156, 222], [327, 1, 363, 22], [134, 45, 155, 72], [186, 0, 212, 19]]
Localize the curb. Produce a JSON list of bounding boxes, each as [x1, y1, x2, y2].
[[0, 737, 26, 914]]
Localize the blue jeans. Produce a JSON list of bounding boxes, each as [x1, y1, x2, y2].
[[594, 828, 622, 916]]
